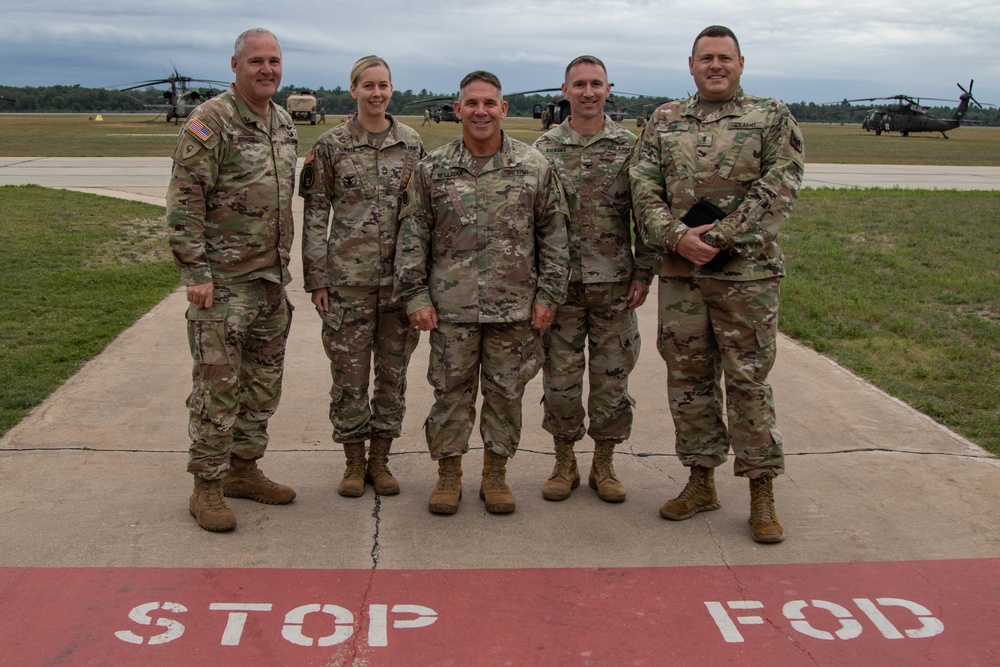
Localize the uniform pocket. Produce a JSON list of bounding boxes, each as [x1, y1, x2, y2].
[[618, 317, 641, 372], [186, 303, 230, 366], [754, 314, 778, 349], [518, 330, 543, 387], [318, 301, 345, 332]]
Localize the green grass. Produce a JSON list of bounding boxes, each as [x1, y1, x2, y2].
[[0, 185, 178, 434], [783, 189, 1000, 453], [4, 114, 1000, 164]]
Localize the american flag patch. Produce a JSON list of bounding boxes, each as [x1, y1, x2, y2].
[[186, 118, 214, 143], [304, 148, 315, 164]]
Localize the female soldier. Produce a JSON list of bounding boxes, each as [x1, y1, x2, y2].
[[300, 55, 424, 497]]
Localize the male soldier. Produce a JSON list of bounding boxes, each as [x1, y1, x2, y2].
[[168, 28, 298, 532], [422, 106, 432, 126], [629, 25, 803, 543], [395, 71, 570, 516], [532, 56, 655, 503]]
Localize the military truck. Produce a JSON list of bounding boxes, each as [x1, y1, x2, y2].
[[286, 90, 318, 125]]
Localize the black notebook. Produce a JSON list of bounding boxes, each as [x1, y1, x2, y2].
[[682, 200, 731, 272]]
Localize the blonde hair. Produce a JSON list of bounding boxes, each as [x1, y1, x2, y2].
[[350, 55, 391, 86]]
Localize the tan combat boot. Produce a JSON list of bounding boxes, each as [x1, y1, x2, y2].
[[589, 440, 626, 503], [223, 456, 296, 504], [366, 436, 400, 495], [749, 476, 784, 543], [659, 465, 720, 520], [480, 449, 515, 514], [428, 456, 463, 515], [190, 476, 237, 532], [338, 442, 367, 497], [542, 437, 580, 501]]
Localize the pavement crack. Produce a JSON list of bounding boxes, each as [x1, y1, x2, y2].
[[370, 493, 382, 570]]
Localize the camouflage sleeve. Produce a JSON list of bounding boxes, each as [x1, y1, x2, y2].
[[631, 231, 657, 283], [533, 161, 571, 310], [706, 105, 804, 253], [392, 164, 434, 315], [299, 147, 332, 293], [166, 119, 222, 286], [627, 120, 689, 254]]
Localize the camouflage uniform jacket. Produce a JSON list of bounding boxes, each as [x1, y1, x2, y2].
[[534, 115, 655, 285], [299, 115, 424, 291], [394, 132, 570, 323], [629, 88, 804, 280], [167, 85, 298, 286]]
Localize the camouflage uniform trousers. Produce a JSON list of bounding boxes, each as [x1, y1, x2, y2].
[[542, 281, 640, 444], [185, 279, 292, 480], [425, 320, 542, 460], [319, 284, 419, 443], [656, 276, 784, 479]]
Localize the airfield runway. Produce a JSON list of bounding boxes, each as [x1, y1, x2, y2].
[[1, 158, 998, 665]]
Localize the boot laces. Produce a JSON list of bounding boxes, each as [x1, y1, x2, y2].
[[678, 467, 708, 501], [438, 460, 461, 490], [203, 482, 229, 510], [751, 478, 776, 522], [244, 462, 279, 489]]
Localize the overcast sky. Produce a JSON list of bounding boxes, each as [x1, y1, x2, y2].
[[5, 0, 999, 108]]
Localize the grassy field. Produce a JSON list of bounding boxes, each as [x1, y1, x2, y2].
[[782, 189, 999, 453], [0, 185, 177, 434], [2, 113, 1000, 164]]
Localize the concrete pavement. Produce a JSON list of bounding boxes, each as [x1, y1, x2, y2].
[[1, 158, 998, 664]]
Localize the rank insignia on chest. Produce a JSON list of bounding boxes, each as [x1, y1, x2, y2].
[[697, 133, 714, 148]]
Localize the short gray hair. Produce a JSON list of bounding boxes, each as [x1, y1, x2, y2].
[[234, 28, 279, 60]]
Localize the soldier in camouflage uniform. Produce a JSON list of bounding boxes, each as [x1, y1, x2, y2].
[[394, 71, 570, 516], [532, 55, 655, 504], [168, 28, 298, 532], [629, 26, 804, 543], [300, 56, 424, 498]]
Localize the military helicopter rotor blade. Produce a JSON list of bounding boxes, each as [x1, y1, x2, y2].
[[407, 95, 458, 106], [110, 78, 174, 91], [507, 87, 562, 96]]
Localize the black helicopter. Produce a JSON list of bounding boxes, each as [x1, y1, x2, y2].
[[407, 97, 460, 123], [845, 81, 985, 138], [110, 68, 228, 123], [509, 87, 636, 129]]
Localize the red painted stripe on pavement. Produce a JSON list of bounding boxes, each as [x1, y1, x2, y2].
[[0, 559, 997, 665]]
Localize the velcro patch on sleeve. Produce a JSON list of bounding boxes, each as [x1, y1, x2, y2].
[[186, 118, 215, 143]]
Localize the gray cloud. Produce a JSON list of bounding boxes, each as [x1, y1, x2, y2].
[[4, 0, 998, 105]]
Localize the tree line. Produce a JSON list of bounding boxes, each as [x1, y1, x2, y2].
[[1, 84, 997, 126]]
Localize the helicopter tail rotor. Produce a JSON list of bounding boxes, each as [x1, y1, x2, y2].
[[957, 80, 983, 109]]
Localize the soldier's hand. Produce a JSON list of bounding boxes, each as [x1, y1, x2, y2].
[[626, 280, 649, 310], [187, 283, 214, 309], [310, 288, 329, 312], [677, 223, 721, 266], [409, 306, 438, 331], [531, 303, 556, 330]]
